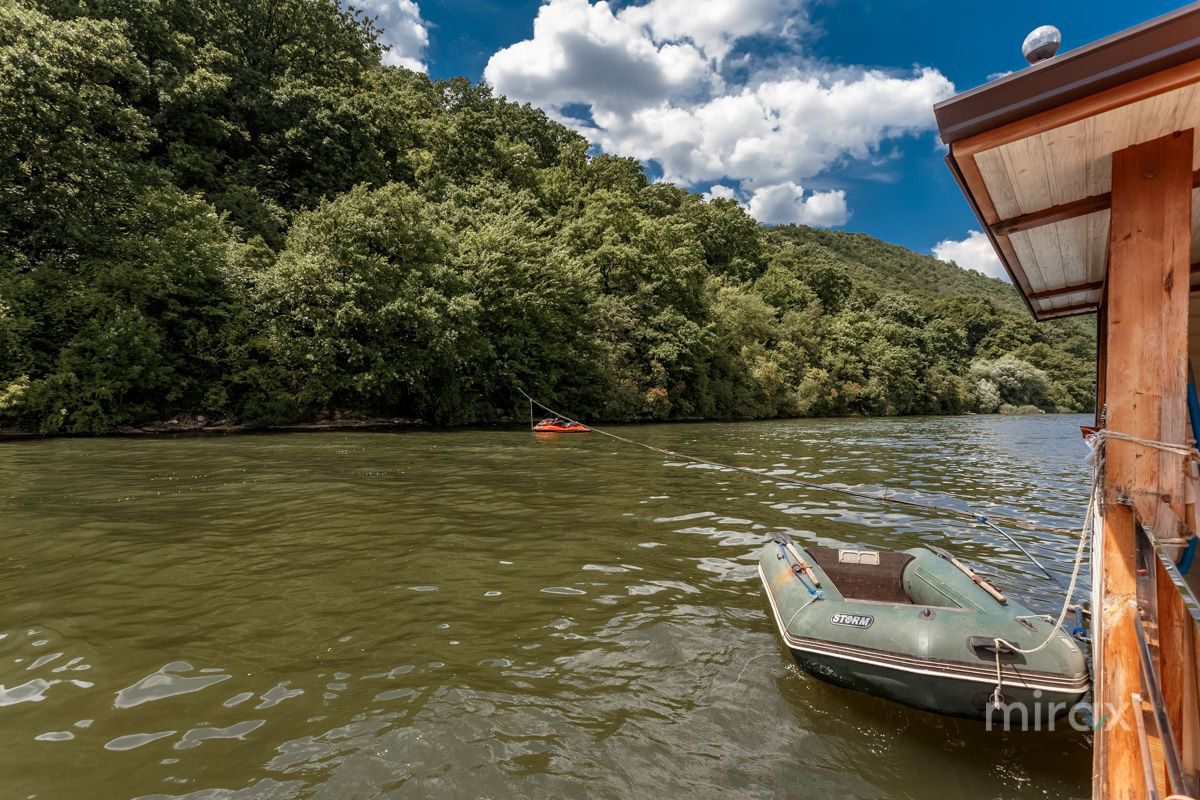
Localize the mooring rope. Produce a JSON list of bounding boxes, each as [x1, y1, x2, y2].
[[990, 486, 1095, 707], [785, 590, 824, 629], [1098, 428, 1198, 459], [518, 389, 1076, 537], [986, 426, 1200, 706]]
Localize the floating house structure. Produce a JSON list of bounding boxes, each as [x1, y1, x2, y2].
[[934, 6, 1200, 796]]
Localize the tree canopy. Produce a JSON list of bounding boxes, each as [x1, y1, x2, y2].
[[0, 0, 1095, 433]]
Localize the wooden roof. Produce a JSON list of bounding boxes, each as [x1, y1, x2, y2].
[[935, 4, 1200, 320]]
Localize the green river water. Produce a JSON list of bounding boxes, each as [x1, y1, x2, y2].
[[0, 415, 1094, 799]]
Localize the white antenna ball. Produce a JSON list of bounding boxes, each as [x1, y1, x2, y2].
[[1022, 25, 1061, 64]]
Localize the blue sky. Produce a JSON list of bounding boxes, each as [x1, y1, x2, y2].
[[362, 0, 1184, 279]]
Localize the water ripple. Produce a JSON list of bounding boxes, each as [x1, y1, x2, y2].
[[0, 416, 1093, 799]]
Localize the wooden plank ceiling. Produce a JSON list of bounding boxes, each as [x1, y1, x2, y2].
[[950, 69, 1200, 320]]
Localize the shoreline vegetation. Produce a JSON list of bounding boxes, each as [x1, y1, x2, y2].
[[0, 1, 1095, 437], [0, 408, 1079, 441]]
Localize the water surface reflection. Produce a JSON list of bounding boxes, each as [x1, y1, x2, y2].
[[0, 415, 1093, 798]]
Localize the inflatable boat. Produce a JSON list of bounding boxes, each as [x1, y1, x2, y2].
[[532, 418, 590, 433], [758, 532, 1088, 719]]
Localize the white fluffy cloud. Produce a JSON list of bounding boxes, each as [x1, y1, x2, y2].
[[484, 0, 955, 226], [483, 0, 713, 114], [932, 230, 1008, 281], [620, 0, 809, 62], [588, 68, 953, 188], [363, 0, 429, 72], [704, 184, 738, 201], [747, 183, 848, 226]]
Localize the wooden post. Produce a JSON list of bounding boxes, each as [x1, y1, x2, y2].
[[1095, 504, 1143, 799], [1101, 129, 1194, 799], [1097, 291, 1107, 425]]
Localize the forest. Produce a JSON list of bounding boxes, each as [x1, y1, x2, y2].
[[0, 0, 1095, 434]]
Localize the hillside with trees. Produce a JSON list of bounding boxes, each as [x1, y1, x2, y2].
[[0, 0, 1095, 434]]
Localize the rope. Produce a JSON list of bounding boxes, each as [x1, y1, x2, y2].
[[1094, 428, 1198, 459], [722, 652, 774, 692], [983, 424, 1200, 706], [517, 389, 1076, 536], [784, 590, 823, 629], [990, 480, 1096, 707]]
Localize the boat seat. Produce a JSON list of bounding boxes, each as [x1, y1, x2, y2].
[[806, 547, 914, 604]]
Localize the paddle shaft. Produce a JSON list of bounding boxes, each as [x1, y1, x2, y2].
[[949, 555, 1007, 604], [783, 542, 821, 588]]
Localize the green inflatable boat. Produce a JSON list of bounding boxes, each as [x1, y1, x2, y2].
[[758, 532, 1089, 719]]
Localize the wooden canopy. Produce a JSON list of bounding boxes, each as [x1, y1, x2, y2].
[[937, 8, 1200, 799], [935, 3, 1200, 320]]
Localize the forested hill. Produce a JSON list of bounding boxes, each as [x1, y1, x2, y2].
[[774, 227, 1033, 315], [0, 0, 1094, 434]]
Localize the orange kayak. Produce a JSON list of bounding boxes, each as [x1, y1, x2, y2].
[[533, 418, 590, 433]]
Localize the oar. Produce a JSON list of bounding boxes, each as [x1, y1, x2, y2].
[[929, 545, 1007, 605], [769, 532, 821, 589]]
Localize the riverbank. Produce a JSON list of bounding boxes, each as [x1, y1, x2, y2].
[[0, 406, 1077, 440], [0, 410, 1080, 441], [0, 412, 430, 440]]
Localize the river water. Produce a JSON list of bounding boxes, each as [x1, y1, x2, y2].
[[0, 415, 1094, 799]]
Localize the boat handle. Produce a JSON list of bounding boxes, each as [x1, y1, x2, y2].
[[968, 636, 1020, 661]]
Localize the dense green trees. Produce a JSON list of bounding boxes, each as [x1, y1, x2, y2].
[[0, 0, 1095, 433]]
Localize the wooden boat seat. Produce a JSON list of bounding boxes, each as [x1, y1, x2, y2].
[[806, 547, 915, 604]]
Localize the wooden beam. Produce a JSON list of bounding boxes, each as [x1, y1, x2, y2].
[[957, 150, 999, 225], [1097, 298, 1107, 426], [1035, 300, 1101, 317], [1106, 129, 1192, 532], [1095, 505, 1144, 800], [1156, 556, 1190, 759], [1028, 281, 1106, 300], [956, 57, 1200, 157], [993, 192, 1112, 236], [1038, 308, 1100, 321], [949, 149, 1038, 306], [990, 170, 1200, 237], [1100, 129, 1194, 800]]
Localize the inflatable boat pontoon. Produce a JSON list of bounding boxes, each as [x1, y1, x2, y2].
[[758, 532, 1089, 719]]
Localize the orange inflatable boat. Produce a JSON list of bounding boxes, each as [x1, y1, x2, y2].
[[532, 417, 590, 433]]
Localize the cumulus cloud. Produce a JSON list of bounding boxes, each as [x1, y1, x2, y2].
[[363, 0, 429, 72], [620, 0, 809, 62], [587, 68, 954, 188], [704, 184, 738, 201], [483, 0, 713, 114], [747, 183, 848, 226], [932, 230, 1008, 281], [483, 0, 956, 226]]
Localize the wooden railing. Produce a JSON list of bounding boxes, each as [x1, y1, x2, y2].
[[1131, 515, 1200, 798]]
